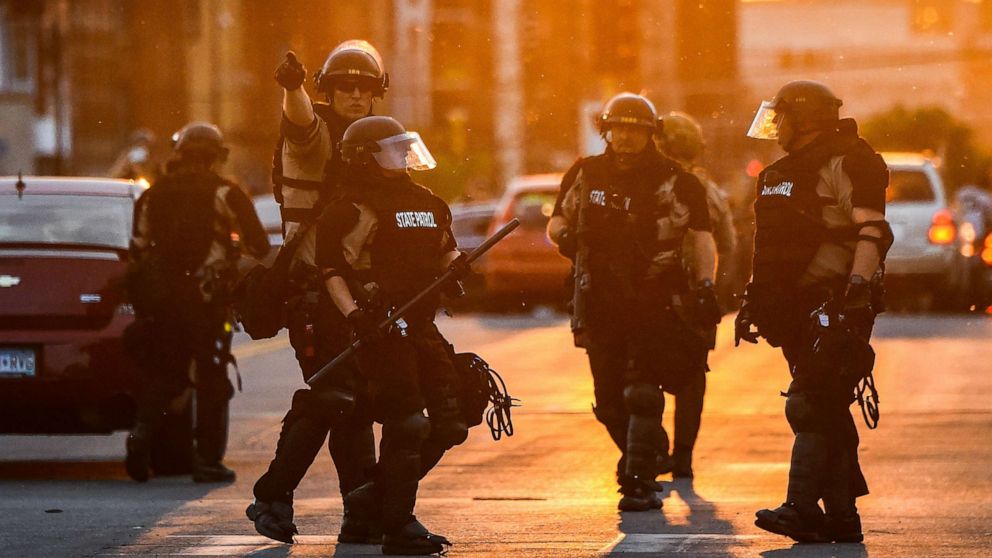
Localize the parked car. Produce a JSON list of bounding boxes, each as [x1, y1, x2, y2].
[[449, 200, 497, 299], [253, 194, 283, 249], [0, 176, 192, 472], [882, 153, 970, 311], [480, 173, 571, 308]]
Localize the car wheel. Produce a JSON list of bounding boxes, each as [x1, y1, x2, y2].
[[150, 394, 194, 476]]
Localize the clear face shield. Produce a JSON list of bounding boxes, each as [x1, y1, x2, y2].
[[372, 131, 437, 171], [746, 100, 783, 140]]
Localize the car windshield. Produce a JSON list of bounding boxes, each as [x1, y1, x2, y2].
[[0, 194, 133, 250], [887, 169, 935, 203], [513, 191, 557, 229]]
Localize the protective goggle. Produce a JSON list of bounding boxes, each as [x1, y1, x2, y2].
[[331, 76, 379, 94], [746, 100, 785, 140], [372, 132, 437, 171]]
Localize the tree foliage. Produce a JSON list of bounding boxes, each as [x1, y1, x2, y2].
[[860, 105, 991, 193]]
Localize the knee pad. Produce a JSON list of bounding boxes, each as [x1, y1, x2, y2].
[[785, 393, 819, 433], [430, 418, 468, 449], [291, 388, 356, 427], [623, 383, 663, 417], [392, 412, 431, 444], [592, 403, 625, 430]]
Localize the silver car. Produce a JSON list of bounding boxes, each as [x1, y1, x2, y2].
[[883, 152, 968, 310]]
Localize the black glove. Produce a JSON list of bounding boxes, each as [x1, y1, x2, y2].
[[274, 51, 306, 90], [447, 251, 472, 277], [734, 286, 759, 347], [693, 279, 722, 328], [557, 229, 577, 259], [347, 308, 381, 344], [835, 275, 875, 334]]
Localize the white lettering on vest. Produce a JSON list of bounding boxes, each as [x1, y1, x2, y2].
[[761, 181, 794, 197], [590, 190, 606, 206], [395, 211, 438, 228]]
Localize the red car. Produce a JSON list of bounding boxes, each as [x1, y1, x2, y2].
[[481, 173, 572, 307], [0, 176, 147, 434]]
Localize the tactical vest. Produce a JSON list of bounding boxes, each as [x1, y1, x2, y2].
[[751, 133, 861, 290], [146, 170, 232, 275], [273, 103, 349, 227], [578, 153, 689, 289], [359, 178, 451, 317]]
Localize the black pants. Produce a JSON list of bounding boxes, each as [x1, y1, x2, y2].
[[253, 293, 376, 504], [131, 298, 234, 465], [357, 319, 468, 531], [777, 292, 871, 518], [586, 291, 706, 484]]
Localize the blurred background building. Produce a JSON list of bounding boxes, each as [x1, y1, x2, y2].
[[0, 0, 989, 200]]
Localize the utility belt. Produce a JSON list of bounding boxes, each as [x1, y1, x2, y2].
[[287, 260, 323, 295]]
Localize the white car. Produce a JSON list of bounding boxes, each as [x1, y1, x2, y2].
[[883, 152, 969, 310]]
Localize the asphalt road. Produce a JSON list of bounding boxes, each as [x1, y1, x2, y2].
[[1, 312, 990, 557]]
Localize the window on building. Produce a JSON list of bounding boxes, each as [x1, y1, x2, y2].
[[0, 7, 38, 92]]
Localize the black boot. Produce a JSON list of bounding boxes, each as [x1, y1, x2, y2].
[[340, 482, 384, 544], [755, 502, 828, 543], [192, 456, 236, 483], [671, 445, 693, 479], [822, 512, 863, 543], [246, 499, 298, 544], [617, 476, 663, 512], [125, 422, 152, 483], [382, 518, 451, 556]]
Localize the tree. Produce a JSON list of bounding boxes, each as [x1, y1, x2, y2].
[[861, 105, 991, 194]]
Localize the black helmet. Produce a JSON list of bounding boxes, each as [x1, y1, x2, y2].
[[314, 40, 388, 98], [598, 93, 661, 135], [171, 122, 228, 161], [770, 80, 842, 126], [658, 111, 705, 162], [340, 116, 436, 171]]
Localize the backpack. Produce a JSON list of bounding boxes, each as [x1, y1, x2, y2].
[[231, 220, 313, 340]]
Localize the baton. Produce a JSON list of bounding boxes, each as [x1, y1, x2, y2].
[[307, 218, 520, 386]]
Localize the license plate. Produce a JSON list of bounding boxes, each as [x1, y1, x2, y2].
[[0, 347, 36, 377]]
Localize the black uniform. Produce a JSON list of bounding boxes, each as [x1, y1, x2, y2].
[[126, 164, 269, 481], [747, 119, 888, 541], [316, 173, 467, 541], [554, 146, 711, 502], [252, 107, 378, 529]]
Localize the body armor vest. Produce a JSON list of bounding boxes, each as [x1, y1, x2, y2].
[[274, 103, 350, 226], [357, 178, 450, 317], [146, 170, 231, 275], [752, 132, 861, 290], [578, 153, 689, 291]]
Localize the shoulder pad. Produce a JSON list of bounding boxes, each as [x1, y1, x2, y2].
[[842, 141, 888, 192]]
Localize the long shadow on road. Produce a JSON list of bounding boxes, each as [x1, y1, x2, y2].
[[605, 479, 737, 557]]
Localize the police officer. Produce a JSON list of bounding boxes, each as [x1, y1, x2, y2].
[[547, 93, 720, 511], [737, 80, 891, 543], [654, 111, 738, 478], [247, 40, 388, 544], [125, 122, 270, 483], [316, 116, 466, 555]]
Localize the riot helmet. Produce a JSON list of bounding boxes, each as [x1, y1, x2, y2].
[[170, 122, 228, 162], [747, 80, 842, 140], [340, 116, 436, 172], [314, 40, 389, 98], [597, 93, 662, 137], [658, 111, 704, 162]]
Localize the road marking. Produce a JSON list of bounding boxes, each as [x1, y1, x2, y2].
[[599, 533, 763, 553]]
